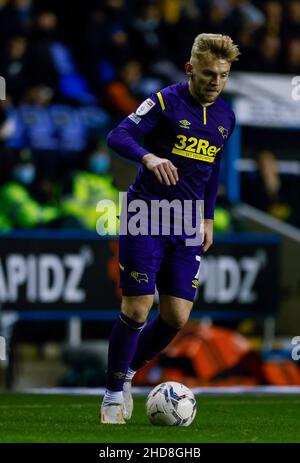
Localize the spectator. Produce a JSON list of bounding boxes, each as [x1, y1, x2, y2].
[[202, 1, 230, 35], [0, 148, 61, 229], [0, 0, 31, 42], [162, 0, 202, 70], [104, 60, 143, 116], [0, 34, 29, 103], [86, 1, 131, 87], [242, 150, 299, 225], [20, 85, 60, 179], [263, 0, 283, 36], [284, 37, 300, 73], [226, 0, 265, 40], [26, 10, 59, 89], [61, 144, 119, 231], [129, 2, 168, 71], [283, 0, 300, 39], [249, 32, 282, 73]]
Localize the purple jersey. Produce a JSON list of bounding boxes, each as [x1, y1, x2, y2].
[[107, 81, 235, 219]]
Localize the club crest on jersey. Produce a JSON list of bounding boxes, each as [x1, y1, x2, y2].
[[135, 98, 156, 116], [179, 119, 191, 129], [218, 126, 229, 139], [131, 271, 149, 283]]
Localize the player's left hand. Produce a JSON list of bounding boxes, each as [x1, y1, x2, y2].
[[202, 219, 213, 253]]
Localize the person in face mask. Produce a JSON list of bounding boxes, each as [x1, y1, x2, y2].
[[88, 151, 111, 175], [11, 148, 36, 186], [12, 161, 36, 185], [0, 149, 60, 229], [61, 148, 119, 230]]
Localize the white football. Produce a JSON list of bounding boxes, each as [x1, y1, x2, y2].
[[146, 381, 197, 426]]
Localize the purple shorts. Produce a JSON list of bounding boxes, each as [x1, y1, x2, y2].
[[119, 233, 202, 302]]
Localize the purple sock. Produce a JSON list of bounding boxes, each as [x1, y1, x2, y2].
[[106, 312, 145, 391], [130, 315, 180, 371]]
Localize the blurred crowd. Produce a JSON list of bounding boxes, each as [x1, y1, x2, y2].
[[241, 150, 300, 226], [0, 0, 299, 230]]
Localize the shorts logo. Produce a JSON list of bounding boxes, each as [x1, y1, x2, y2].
[[135, 98, 156, 116], [131, 271, 149, 283], [218, 126, 229, 139], [179, 119, 191, 129], [192, 279, 199, 289]]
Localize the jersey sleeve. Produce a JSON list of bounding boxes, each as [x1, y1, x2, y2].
[[106, 92, 164, 163], [203, 159, 221, 220], [204, 111, 236, 219]]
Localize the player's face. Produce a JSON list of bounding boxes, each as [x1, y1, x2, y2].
[[186, 55, 231, 104]]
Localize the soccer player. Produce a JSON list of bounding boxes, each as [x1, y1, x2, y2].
[[100, 33, 240, 423]]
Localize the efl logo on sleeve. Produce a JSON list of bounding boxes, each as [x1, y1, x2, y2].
[[0, 336, 6, 361], [135, 98, 156, 116]]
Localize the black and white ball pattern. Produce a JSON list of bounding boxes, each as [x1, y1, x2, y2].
[[146, 381, 197, 426]]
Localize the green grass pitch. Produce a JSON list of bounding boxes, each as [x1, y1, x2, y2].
[[0, 393, 299, 443]]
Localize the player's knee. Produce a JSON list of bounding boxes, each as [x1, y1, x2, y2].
[[176, 315, 190, 329], [167, 314, 189, 329], [121, 295, 153, 323], [161, 310, 191, 329], [160, 298, 192, 329]]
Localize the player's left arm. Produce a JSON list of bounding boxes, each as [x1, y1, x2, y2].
[[203, 159, 221, 253], [203, 112, 236, 252]]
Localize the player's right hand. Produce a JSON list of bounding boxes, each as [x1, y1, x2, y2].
[[142, 153, 179, 186]]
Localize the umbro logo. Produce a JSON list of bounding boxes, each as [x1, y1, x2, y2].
[[179, 120, 191, 129], [114, 372, 126, 379]]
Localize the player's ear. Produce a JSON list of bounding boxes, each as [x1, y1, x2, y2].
[[185, 62, 193, 77]]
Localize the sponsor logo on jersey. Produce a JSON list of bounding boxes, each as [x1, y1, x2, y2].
[[179, 119, 191, 129], [172, 134, 223, 163], [218, 126, 229, 139], [131, 271, 149, 283], [135, 98, 156, 116]]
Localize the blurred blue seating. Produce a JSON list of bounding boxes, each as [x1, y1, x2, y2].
[[4, 104, 111, 152], [20, 104, 58, 150], [50, 105, 86, 152], [59, 74, 97, 105]]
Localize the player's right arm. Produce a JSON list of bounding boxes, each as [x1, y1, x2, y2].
[[106, 94, 178, 186]]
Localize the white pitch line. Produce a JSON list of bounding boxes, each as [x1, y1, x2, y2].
[[0, 404, 96, 409], [0, 400, 300, 411], [9, 386, 300, 396]]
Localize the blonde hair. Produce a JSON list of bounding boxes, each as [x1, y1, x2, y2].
[[191, 33, 241, 63]]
